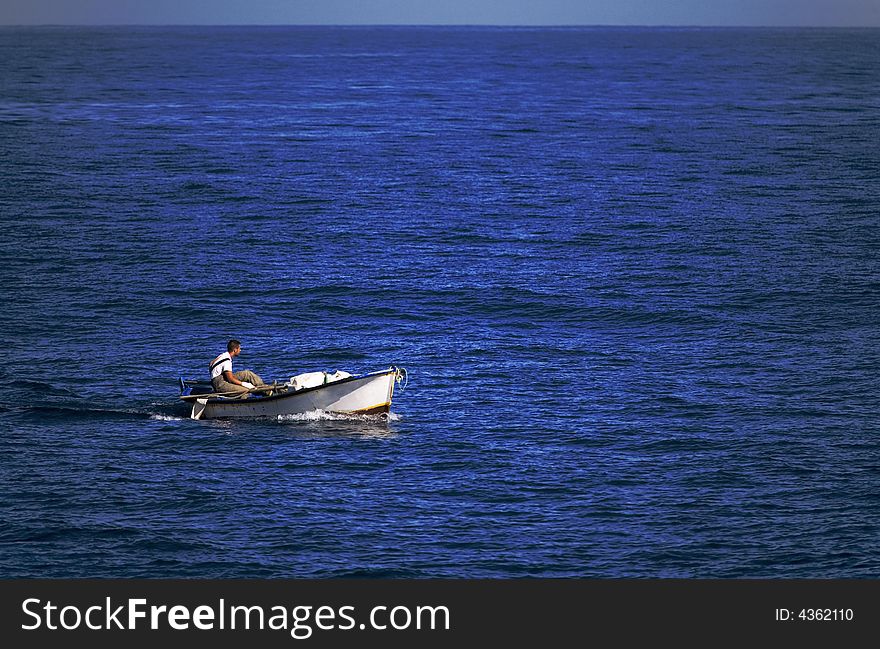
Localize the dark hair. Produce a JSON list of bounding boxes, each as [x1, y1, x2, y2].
[[227, 339, 241, 353]]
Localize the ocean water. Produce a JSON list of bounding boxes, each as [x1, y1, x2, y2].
[[1, 26, 879, 578]]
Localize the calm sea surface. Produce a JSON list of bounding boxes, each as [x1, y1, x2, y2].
[[1, 27, 879, 577]]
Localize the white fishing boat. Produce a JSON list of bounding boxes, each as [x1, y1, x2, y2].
[[179, 367, 407, 420]]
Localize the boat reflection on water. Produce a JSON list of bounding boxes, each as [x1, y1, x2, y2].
[[203, 410, 403, 440]]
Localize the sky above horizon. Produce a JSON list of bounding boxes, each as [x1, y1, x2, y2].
[[2, 0, 879, 27]]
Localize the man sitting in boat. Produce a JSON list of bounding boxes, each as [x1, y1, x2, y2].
[[210, 339, 266, 399]]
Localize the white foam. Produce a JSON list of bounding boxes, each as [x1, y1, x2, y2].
[[276, 409, 401, 423], [150, 414, 185, 421]]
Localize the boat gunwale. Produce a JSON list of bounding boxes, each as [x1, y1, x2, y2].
[[179, 367, 398, 405]]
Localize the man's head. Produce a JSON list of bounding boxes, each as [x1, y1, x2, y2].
[[227, 339, 242, 356]]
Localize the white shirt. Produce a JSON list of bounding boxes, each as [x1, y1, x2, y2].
[[210, 352, 233, 379]]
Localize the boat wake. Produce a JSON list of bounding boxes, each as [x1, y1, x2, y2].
[[276, 409, 401, 423], [7, 401, 190, 423], [16, 379, 78, 397], [16, 404, 166, 421]]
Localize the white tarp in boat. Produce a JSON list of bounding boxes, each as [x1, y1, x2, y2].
[[288, 370, 352, 391]]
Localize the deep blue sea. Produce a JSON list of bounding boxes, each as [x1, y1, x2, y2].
[[1, 26, 879, 578]]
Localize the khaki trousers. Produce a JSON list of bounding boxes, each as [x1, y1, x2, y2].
[[211, 370, 264, 399]]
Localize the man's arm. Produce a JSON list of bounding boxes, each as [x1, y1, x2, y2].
[[223, 370, 244, 386]]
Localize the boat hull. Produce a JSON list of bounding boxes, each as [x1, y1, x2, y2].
[[183, 368, 399, 420]]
